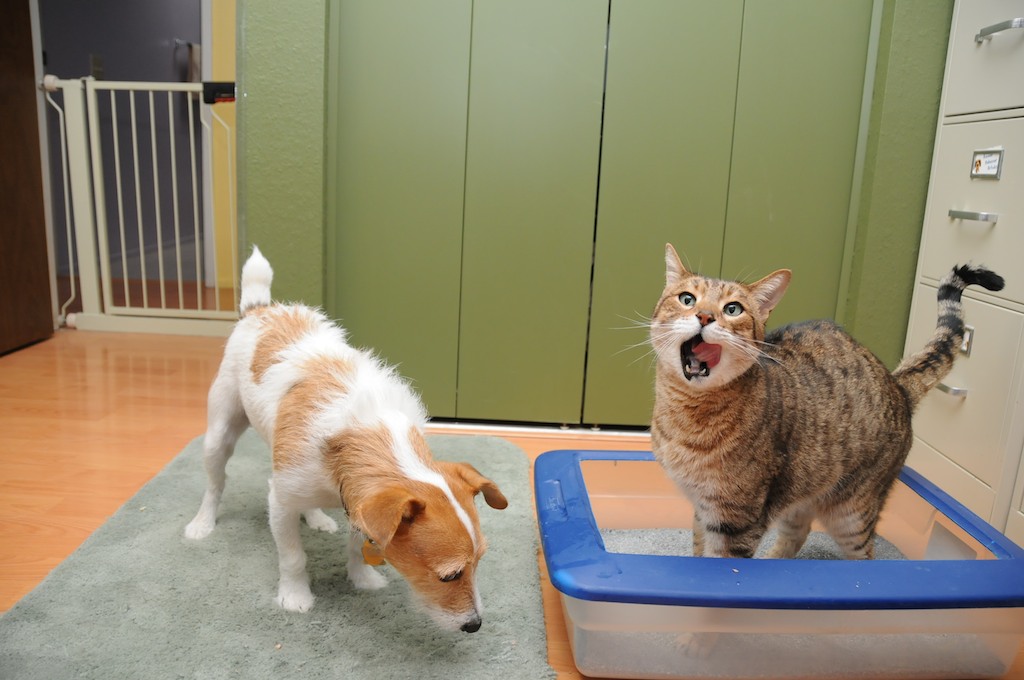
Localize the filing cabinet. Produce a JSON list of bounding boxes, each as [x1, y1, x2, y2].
[[903, 0, 1024, 542], [942, 0, 1024, 116], [916, 118, 1023, 303]]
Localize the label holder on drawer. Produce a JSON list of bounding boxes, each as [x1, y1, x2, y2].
[[970, 148, 1003, 180]]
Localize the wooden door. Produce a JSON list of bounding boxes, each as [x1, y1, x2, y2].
[[0, 1, 54, 355]]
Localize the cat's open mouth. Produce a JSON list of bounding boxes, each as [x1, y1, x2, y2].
[[681, 337, 722, 380]]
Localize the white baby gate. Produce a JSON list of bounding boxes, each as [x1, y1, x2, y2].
[[42, 75, 238, 335]]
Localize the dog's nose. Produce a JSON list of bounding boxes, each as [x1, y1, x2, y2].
[[461, 617, 482, 633]]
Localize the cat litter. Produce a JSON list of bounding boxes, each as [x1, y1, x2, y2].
[[535, 450, 1024, 680], [600, 527, 907, 561]]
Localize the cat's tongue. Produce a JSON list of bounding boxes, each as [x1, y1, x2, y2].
[[691, 339, 722, 368]]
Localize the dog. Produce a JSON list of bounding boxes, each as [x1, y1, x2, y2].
[[184, 246, 508, 633]]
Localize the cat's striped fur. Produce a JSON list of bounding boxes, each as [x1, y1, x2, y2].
[[650, 244, 1004, 559]]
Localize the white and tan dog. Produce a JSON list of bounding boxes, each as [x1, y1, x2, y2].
[[185, 247, 507, 633]]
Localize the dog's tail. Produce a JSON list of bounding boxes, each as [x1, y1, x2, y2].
[[239, 245, 273, 316], [893, 264, 1004, 408]]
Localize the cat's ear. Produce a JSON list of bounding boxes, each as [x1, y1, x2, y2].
[[664, 244, 689, 287], [750, 269, 791, 316]]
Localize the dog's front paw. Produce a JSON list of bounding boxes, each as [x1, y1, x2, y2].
[[349, 565, 388, 590], [276, 583, 315, 612], [302, 509, 339, 533], [184, 517, 214, 540]]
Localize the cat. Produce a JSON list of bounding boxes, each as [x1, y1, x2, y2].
[[650, 243, 1004, 560]]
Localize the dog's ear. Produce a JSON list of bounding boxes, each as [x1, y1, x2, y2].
[[442, 462, 509, 510], [352, 486, 425, 550]]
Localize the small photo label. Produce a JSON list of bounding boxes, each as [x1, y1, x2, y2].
[[970, 149, 1003, 179]]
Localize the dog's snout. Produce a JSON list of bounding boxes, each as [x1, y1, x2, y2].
[[461, 617, 482, 633]]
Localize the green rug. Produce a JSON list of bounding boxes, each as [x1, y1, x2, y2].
[[0, 432, 554, 680]]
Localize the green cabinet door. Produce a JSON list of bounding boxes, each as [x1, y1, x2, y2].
[[326, 0, 876, 427], [326, 1, 472, 416], [583, 0, 744, 426], [722, 0, 874, 327], [583, 0, 875, 426], [456, 0, 608, 423]]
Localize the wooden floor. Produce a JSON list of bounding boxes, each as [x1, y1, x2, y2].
[[1, 330, 1020, 680]]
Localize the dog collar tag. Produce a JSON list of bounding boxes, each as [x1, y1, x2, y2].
[[362, 539, 385, 566]]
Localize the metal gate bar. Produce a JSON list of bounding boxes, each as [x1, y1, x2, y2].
[[42, 75, 237, 335]]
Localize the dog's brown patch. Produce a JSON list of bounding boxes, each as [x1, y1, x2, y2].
[[272, 353, 354, 472], [251, 307, 319, 383], [325, 425, 400, 503]]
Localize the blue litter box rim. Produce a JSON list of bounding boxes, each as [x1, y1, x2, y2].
[[534, 449, 1024, 610]]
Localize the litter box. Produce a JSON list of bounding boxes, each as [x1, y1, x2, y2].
[[534, 450, 1024, 680]]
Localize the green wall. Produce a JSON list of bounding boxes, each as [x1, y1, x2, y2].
[[237, 0, 327, 306], [237, 0, 953, 383], [843, 0, 954, 367]]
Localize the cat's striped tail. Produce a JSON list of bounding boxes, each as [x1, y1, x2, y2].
[[893, 264, 1004, 408]]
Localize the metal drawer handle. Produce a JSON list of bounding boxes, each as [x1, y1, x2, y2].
[[975, 17, 1024, 42], [948, 209, 999, 223], [937, 382, 968, 398]]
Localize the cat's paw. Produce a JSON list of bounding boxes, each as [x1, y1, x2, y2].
[[764, 542, 798, 559]]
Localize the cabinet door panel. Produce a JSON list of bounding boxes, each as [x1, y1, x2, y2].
[[944, 0, 1024, 116], [906, 437, 996, 523], [918, 118, 1024, 303], [584, 0, 873, 426], [1007, 439, 1024, 545], [583, 0, 743, 426], [905, 284, 1023, 492], [457, 0, 608, 423], [722, 0, 873, 327], [328, 1, 471, 416]]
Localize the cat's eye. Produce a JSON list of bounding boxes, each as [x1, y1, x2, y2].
[[678, 292, 696, 308], [440, 569, 463, 583], [723, 302, 744, 317]]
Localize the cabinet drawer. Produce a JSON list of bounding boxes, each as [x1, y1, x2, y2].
[[944, 0, 1024, 116], [904, 284, 1024, 488], [906, 437, 995, 522], [1006, 510, 1024, 546], [1008, 444, 1024, 546], [918, 117, 1023, 302]]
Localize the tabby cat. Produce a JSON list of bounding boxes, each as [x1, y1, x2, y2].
[[650, 243, 1004, 560]]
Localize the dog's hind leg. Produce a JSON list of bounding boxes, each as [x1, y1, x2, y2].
[[268, 481, 316, 611], [184, 374, 249, 540]]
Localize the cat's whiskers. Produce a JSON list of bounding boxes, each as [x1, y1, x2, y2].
[[615, 312, 655, 329], [619, 338, 662, 366], [647, 327, 678, 363], [745, 337, 786, 367], [610, 317, 657, 349], [716, 331, 785, 368]]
